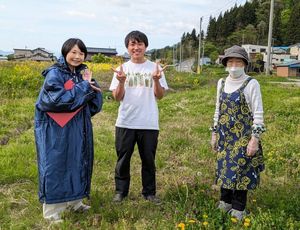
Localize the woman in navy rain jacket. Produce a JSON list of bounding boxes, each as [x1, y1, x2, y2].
[[34, 38, 102, 222]]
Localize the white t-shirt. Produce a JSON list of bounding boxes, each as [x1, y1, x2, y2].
[[109, 59, 169, 130]]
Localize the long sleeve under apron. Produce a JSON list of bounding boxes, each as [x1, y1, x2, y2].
[[213, 74, 264, 127]]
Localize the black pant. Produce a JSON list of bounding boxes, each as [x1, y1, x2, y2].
[[114, 127, 159, 197], [221, 188, 248, 211]]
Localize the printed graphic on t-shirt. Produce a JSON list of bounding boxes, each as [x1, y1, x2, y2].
[[125, 72, 153, 88]]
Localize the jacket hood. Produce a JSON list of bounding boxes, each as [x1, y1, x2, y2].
[[41, 56, 87, 77]]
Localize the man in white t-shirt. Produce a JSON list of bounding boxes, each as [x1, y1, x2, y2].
[[109, 31, 168, 204]]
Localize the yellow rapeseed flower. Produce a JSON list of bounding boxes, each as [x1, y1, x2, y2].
[[203, 221, 208, 227], [203, 214, 208, 219], [188, 219, 196, 224], [177, 222, 185, 230], [231, 217, 238, 223]]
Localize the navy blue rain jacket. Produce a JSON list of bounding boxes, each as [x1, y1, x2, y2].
[[34, 57, 102, 204]]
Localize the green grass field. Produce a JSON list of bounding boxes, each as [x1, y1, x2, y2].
[[0, 62, 299, 229]]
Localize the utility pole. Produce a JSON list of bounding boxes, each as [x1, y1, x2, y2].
[[266, 0, 274, 75], [173, 45, 176, 65], [197, 17, 203, 74], [201, 40, 205, 72], [179, 40, 182, 72]]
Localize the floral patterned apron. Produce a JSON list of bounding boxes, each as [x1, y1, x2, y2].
[[216, 77, 264, 190]]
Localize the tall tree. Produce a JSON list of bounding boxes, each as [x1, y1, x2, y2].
[[257, 20, 267, 45], [286, 1, 300, 44], [191, 28, 197, 42], [206, 16, 217, 43], [215, 13, 225, 45], [152, 0, 299, 63]]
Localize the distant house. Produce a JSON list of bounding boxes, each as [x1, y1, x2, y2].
[[145, 50, 153, 59], [276, 60, 300, 77], [289, 43, 300, 60], [13, 48, 56, 61], [263, 53, 292, 65], [118, 52, 130, 62], [86, 47, 117, 61], [273, 46, 289, 54], [215, 55, 225, 65], [242, 44, 267, 60], [200, 57, 211, 65], [242, 44, 298, 72], [0, 56, 8, 61], [261, 46, 291, 66]]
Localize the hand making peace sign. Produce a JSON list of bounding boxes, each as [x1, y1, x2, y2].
[[152, 62, 167, 81], [112, 65, 126, 84], [82, 68, 101, 92]]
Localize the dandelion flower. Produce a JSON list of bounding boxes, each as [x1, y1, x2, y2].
[[188, 219, 196, 224], [244, 222, 251, 227], [203, 221, 208, 227], [231, 217, 238, 223], [177, 222, 185, 230], [244, 218, 251, 223], [203, 214, 208, 219]]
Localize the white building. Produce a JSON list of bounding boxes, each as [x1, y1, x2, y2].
[[289, 43, 300, 60], [0, 56, 8, 61], [263, 53, 291, 65], [242, 44, 295, 69], [242, 44, 267, 60], [14, 48, 56, 61], [200, 57, 211, 65]]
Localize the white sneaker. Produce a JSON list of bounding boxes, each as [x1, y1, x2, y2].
[[49, 218, 64, 224], [217, 201, 232, 212], [43, 203, 65, 223], [45, 213, 63, 224], [72, 201, 91, 212], [230, 209, 248, 221]]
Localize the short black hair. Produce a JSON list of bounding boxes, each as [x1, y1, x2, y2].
[[124, 31, 148, 48], [61, 38, 88, 59]]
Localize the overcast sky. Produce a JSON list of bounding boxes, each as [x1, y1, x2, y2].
[[0, 0, 247, 56]]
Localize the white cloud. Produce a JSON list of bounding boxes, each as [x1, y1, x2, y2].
[[66, 10, 97, 19], [0, 0, 248, 54]]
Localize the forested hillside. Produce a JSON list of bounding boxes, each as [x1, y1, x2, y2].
[[153, 0, 300, 64]]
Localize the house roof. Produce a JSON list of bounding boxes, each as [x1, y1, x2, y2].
[[31, 53, 52, 58], [87, 47, 117, 54], [276, 60, 300, 68], [273, 46, 289, 54], [242, 44, 267, 47], [13, 52, 54, 60], [289, 43, 300, 48], [274, 46, 289, 50], [13, 48, 31, 51], [119, 52, 130, 58], [32, 48, 53, 54], [14, 47, 53, 54]]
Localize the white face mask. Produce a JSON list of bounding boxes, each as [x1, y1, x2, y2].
[[226, 67, 245, 78]]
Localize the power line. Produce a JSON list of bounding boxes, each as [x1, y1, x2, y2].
[[201, 0, 245, 18]]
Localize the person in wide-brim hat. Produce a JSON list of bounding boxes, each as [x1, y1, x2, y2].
[[211, 45, 266, 221], [221, 45, 250, 66]]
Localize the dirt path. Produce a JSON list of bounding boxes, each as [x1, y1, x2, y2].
[[269, 79, 300, 87]]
